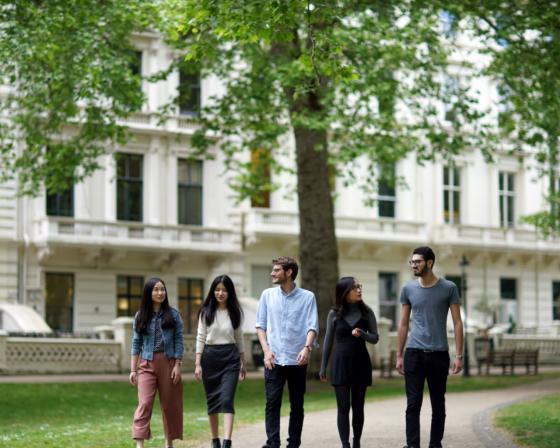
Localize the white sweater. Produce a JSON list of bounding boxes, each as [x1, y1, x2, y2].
[[195, 308, 245, 354]]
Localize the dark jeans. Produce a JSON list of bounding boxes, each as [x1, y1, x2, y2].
[[264, 364, 307, 448], [404, 349, 450, 448], [334, 384, 367, 445]]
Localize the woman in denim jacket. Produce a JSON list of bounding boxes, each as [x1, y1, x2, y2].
[[129, 277, 184, 448]]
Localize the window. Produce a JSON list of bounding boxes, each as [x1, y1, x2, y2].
[[117, 153, 143, 222], [178, 61, 201, 116], [116, 275, 144, 317], [445, 275, 463, 295], [443, 165, 461, 224], [178, 159, 203, 225], [45, 273, 74, 333], [499, 277, 517, 323], [251, 265, 273, 298], [553, 281, 560, 321], [250, 148, 271, 208], [443, 76, 459, 122], [46, 185, 74, 217], [499, 172, 515, 228], [178, 278, 204, 334], [378, 164, 396, 218], [378, 272, 398, 330]]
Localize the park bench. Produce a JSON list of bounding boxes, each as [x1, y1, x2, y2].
[[512, 348, 539, 375]]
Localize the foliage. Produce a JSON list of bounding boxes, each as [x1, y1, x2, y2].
[[495, 394, 560, 448], [457, 1, 560, 235], [0, 0, 157, 195]]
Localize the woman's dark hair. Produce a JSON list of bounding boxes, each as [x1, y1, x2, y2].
[[198, 275, 243, 329], [333, 276, 369, 318], [135, 277, 176, 334]]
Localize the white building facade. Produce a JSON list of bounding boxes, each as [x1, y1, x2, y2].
[[1, 32, 559, 336]]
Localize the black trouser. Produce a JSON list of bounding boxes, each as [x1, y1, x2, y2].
[[264, 364, 307, 448], [334, 384, 367, 445], [404, 349, 450, 448]]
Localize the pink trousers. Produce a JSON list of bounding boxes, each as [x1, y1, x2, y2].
[[132, 352, 183, 441]]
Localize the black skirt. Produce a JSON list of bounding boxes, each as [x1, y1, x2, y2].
[[201, 344, 240, 414]]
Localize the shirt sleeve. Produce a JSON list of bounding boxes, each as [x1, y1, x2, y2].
[[131, 314, 142, 356], [195, 314, 207, 354], [306, 293, 319, 338], [173, 310, 184, 359], [319, 310, 336, 377], [399, 285, 410, 305], [234, 315, 245, 353], [255, 291, 268, 330], [360, 308, 379, 344], [449, 282, 461, 305]]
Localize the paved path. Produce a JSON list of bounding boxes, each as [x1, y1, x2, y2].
[[187, 378, 560, 448]]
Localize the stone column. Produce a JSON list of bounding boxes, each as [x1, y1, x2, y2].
[[0, 330, 7, 371], [112, 317, 134, 373]]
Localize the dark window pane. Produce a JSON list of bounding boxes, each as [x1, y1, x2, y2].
[[500, 278, 517, 300], [443, 166, 449, 185], [553, 281, 560, 321], [379, 272, 398, 330], [508, 174, 514, 192], [453, 167, 460, 186], [378, 200, 395, 218], [178, 278, 204, 334], [116, 275, 144, 317], [178, 62, 201, 116], [117, 154, 143, 222], [499, 172, 504, 190], [507, 196, 514, 226], [45, 273, 74, 333], [178, 160, 203, 225], [443, 192, 450, 223], [46, 186, 74, 217], [453, 191, 460, 222]]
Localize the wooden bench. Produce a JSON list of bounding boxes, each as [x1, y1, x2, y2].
[[491, 349, 515, 375], [512, 348, 539, 375]]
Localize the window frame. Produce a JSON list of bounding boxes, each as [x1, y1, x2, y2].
[[377, 164, 396, 218], [499, 172, 515, 228], [178, 277, 205, 334], [116, 275, 144, 318], [443, 165, 461, 224], [177, 159, 203, 226], [117, 153, 143, 222]]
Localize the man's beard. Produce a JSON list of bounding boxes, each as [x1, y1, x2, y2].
[[413, 266, 429, 277]]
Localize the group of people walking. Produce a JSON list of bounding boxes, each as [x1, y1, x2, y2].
[[129, 247, 464, 448]]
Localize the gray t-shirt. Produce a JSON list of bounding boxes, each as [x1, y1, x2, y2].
[[399, 278, 460, 351]]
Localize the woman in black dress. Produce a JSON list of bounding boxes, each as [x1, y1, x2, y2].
[[320, 277, 379, 448]]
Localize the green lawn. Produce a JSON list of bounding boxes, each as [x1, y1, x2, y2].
[[0, 373, 556, 448], [494, 394, 560, 448]]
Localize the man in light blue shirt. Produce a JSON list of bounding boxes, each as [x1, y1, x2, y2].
[[256, 256, 319, 448]]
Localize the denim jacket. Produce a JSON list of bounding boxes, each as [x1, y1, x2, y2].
[[131, 307, 184, 361]]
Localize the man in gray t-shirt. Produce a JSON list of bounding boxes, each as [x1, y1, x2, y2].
[[396, 247, 464, 448]]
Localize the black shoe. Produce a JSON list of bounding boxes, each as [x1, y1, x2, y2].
[[352, 438, 360, 448], [212, 438, 220, 448], [222, 440, 232, 448]]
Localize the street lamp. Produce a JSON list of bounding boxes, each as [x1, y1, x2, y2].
[[459, 255, 470, 377]]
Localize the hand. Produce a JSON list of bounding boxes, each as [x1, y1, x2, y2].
[[264, 350, 276, 370], [171, 363, 182, 385], [129, 371, 138, 386], [319, 374, 327, 382], [194, 364, 202, 381], [239, 362, 247, 381], [451, 357, 463, 374], [351, 328, 363, 338], [396, 355, 405, 375], [296, 347, 310, 366]]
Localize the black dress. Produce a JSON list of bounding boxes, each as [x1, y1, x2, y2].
[[331, 317, 372, 386]]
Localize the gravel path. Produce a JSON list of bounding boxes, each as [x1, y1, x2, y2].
[[187, 377, 560, 448]]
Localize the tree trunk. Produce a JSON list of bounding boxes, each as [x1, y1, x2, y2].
[[293, 125, 339, 375]]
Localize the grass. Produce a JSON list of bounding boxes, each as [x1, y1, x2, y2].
[[0, 373, 557, 447], [494, 394, 560, 448]]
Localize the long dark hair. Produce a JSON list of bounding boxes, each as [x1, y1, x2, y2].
[[198, 275, 243, 329], [333, 276, 369, 318], [135, 277, 176, 334]]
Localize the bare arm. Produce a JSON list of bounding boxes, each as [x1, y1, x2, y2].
[[450, 303, 464, 374], [396, 304, 411, 375], [297, 329, 316, 366], [257, 327, 276, 369]]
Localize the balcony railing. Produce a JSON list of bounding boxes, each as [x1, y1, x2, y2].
[[238, 209, 427, 243], [34, 217, 239, 253], [122, 112, 199, 134], [435, 224, 560, 251]]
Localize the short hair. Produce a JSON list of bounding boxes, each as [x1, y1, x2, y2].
[[272, 256, 299, 280], [412, 246, 436, 265]]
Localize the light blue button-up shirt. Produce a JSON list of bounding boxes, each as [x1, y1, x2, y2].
[[255, 285, 319, 366]]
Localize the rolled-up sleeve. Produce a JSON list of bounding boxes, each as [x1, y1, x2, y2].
[[255, 292, 268, 330], [173, 311, 184, 359], [131, 315, 142, 356], [306, 294, 319, 337]]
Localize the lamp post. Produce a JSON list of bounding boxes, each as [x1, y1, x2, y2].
[[459, 255, 470, 377]]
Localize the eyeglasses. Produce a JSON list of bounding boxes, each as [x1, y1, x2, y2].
[[352, 284, 363, 290], [408, 259, 424, 266]]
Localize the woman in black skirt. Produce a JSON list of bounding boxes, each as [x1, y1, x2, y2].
[[195, 275, 246, 448], [320, 277, 379, 448]]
